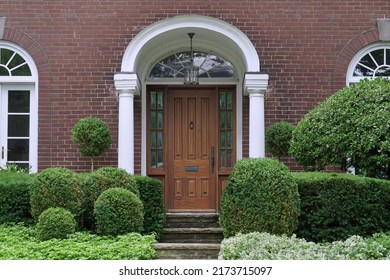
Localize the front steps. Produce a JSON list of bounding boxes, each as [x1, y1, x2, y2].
[[154, 213, 224, 259]]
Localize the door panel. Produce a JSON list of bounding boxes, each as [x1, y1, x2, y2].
[[167, 88, 217, 211]]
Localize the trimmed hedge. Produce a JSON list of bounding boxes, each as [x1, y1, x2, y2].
[[94, 188, 144, 236], [293, 172, 390, 242], [29, 168, 83, 225], [0, 172, 33, 224], [134, 176, 165, 239], [220, 158, 300, 237]]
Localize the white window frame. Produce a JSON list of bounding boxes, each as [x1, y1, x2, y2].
[[0, 41, 38, 172]]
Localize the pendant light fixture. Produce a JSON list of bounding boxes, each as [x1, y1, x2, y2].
[[183, 32, 199, 85]]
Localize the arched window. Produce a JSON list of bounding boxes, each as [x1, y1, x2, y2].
[[347, 43, 390, 85], [0, 42, 37, 172], [150, 51, 235, 79]]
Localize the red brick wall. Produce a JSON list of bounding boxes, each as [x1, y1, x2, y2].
[[1, 0, 388, 172]]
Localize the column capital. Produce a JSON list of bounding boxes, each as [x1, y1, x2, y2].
[[243, 72, 269, 96], [114, 72, 141, 96]]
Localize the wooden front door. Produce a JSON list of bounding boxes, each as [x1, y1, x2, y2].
[[167, 88, 217, 211]]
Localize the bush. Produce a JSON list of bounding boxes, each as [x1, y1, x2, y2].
[[265, 121, 294, 160], [94, 188, 143, 236], [0, 172, 32, 224], [0, 224, 156, 260], [219, 232, 390, 260], [220, 158, 300, 238], [29, 168, 83, 225], [81, 167, 139, 230], [290, 78, 390, 179], [293, 172, 390, 242], [71, 117, 112, 171], [36, 207, 76, 241], [134, 176, 165, 239]]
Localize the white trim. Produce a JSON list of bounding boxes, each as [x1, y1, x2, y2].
[[0, 41, 38, 173], [118, 15, 267, 173], [121, 15, 260, 74]]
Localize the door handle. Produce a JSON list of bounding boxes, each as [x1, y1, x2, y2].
[[211, 146, 215, 174]]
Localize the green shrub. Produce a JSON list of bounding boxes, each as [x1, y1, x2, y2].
[[94, 188, 143, 236], [29, 168, 83, 225], [293, 172, 390, 242], [220, 158, 300, 238], [290, 78, 390, 179], [0, 224, 156, 260], [82, 167, 139, 230], [134, 176, 165, 239], [265, 121, 295, 160], [0, 172, 33, 224], [219, 232, 390, 260], [71, 116, 112, 171], [36, 207, 76, 241]]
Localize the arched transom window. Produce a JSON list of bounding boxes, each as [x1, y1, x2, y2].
[[348, 44, 390, 85], [0, 47, 32, 76], [150, 51, 235, 79]]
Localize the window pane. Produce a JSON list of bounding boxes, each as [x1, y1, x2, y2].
[[219, 150, 226, 168], [226, 130, 233, 148], [371, 49, 384, 66], [157, 150, 164, 168], [157, 131, 163, 148], [157, 111, 163, 129], [375, 66, 390, 77], [1, 48, 13, 65], [220, 112, 226, 128], [387, 49, 390, 65], [8, 115, 30, 137], [150, 131, 156, 148], [8, 91, 30, 113], [220, 131, 226, 148], [151, 92, 156, 109], [150, 111, 156, 129], [151, 151, 156, 168], [0, 66, 9, 76], [226, 111, 233, 129], [226, 150, 233, 167], [8, 139, 29, 161], [219, 92, 226, 109], [12, 63, 31, 76], [157, 92, 163, 109], [226, 92, 233, 110]]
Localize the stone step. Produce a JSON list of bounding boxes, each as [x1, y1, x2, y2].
[[154, 243, 221, 259], [160, 227, 224, 243], [165, 212, 220, 228]]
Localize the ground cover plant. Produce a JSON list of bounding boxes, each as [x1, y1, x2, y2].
[[219, 232, 390, 260], [0, 224, 156, 260]]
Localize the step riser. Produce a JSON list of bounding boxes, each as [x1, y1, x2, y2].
[[161, 233, 223, 243], [165, 216, 220, 229], [156, 249, 219, 260]]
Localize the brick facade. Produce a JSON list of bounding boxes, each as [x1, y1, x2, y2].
[[0, 0, 388, 172]]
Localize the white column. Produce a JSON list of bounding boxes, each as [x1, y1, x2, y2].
[[244, 73, 269, 158], [249, 90, 265, 157], [114, 73, 140, 173]]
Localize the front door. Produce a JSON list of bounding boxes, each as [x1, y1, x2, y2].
[[167, 88, 217, 211]]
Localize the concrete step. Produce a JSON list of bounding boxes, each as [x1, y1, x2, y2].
[[165, 212, 220, 228], [160, 227, 224, 243], [154, 243, 221, 259]]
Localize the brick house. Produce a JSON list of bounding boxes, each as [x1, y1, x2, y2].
[[0, 1, 389, 212]]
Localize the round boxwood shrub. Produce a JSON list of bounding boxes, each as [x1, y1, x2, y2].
[[94, 188, 144, 236], [29, 168, 83, 224], [71, 116, 112, 171], [134, 175, 165, 239], [36, 207, 76, 241], [82, 167, 139, 229], [220, 158, 300, 238], [265, 121, 295, 160]]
